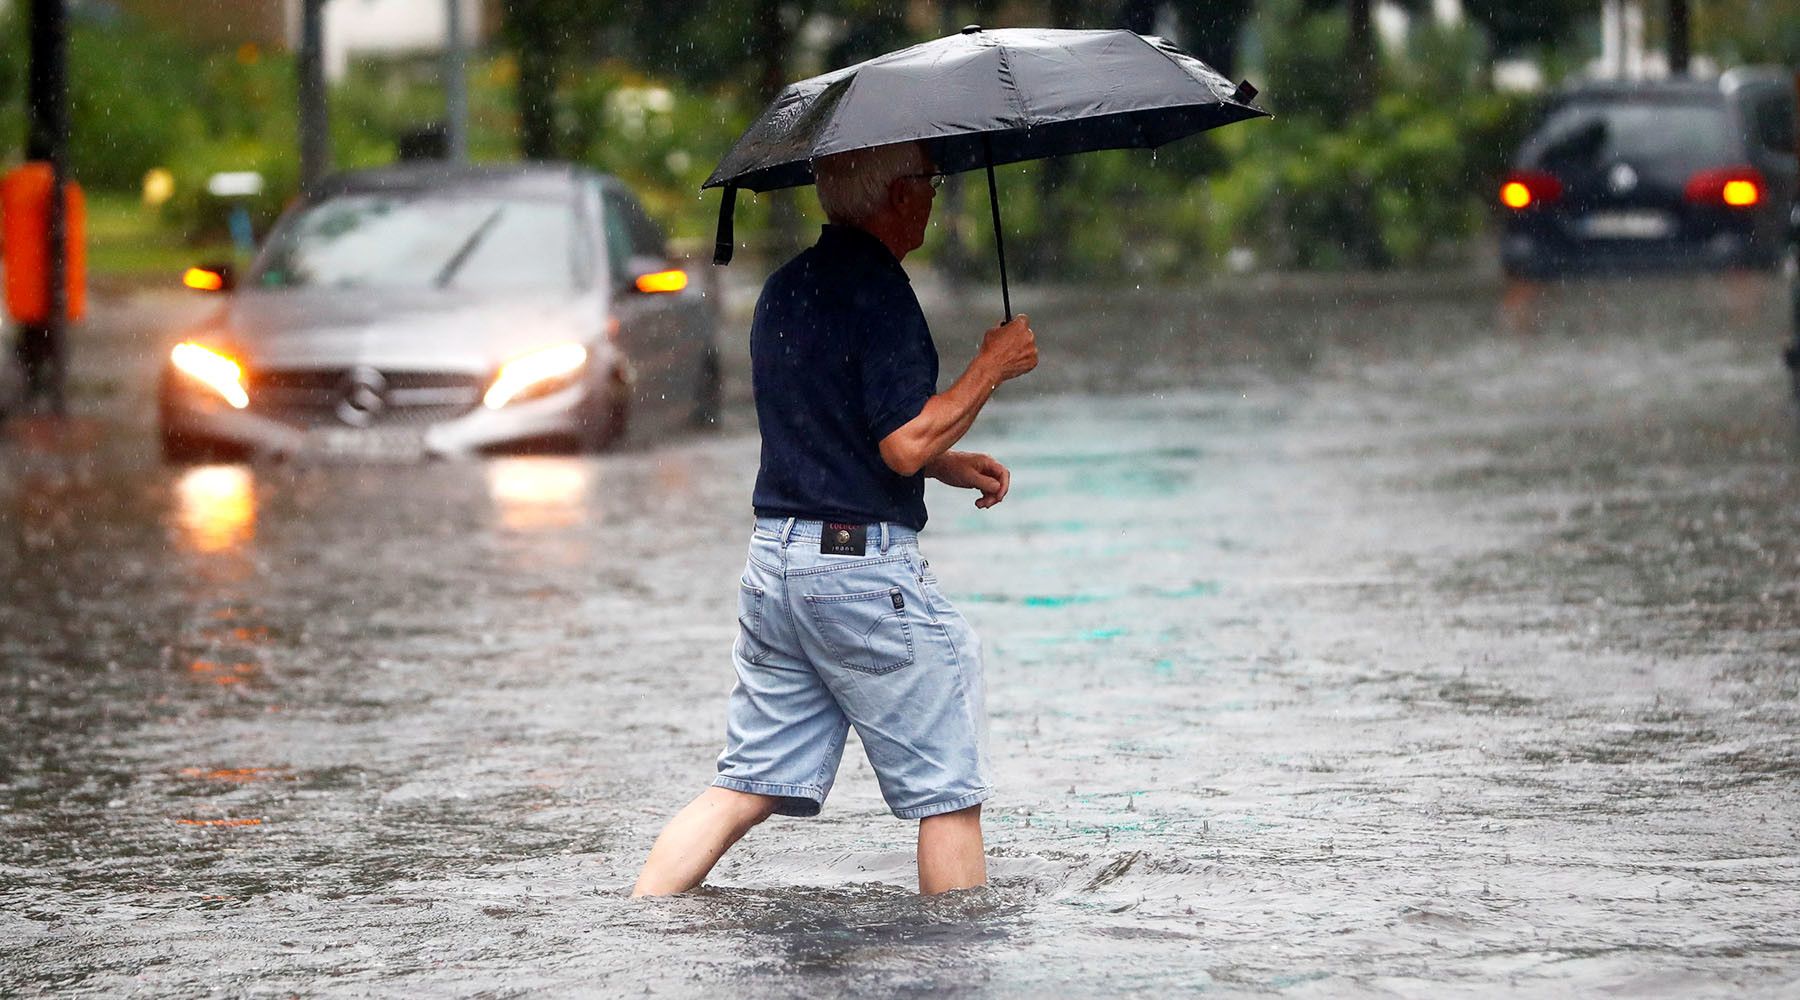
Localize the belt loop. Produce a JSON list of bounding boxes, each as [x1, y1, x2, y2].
[[780, 517, 797, 547], [879, 521, 890, 554]]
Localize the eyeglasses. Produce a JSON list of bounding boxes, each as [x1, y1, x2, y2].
[[903, 172, 947, 190]]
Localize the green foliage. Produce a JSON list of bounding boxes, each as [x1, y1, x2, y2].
[[1193, 5, 1533, 270], [1260, 0, 1360, 123], [0, 0, 1555, 279], [556, 62, 761, 243], [1696, 0, 1800, 66], [66, 20, 209, 189], [1463, 0, 1592, 58], [0, 10, 24, 164], [0, 11, 207, 188], [918, 2, 1533, 278]]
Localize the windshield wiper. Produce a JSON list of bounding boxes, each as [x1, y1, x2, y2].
[[432, 207, 506, 288]]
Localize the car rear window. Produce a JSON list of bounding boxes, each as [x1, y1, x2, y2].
[[1744, 88, 1796, 155], [1521, 98, 1738, 175]]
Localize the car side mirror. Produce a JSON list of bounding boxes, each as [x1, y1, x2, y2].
[[628, 255, 688, 295], [183, 262, 236, 293]]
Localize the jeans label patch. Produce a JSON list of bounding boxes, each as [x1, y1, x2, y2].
[[820, 523, 867, 556]]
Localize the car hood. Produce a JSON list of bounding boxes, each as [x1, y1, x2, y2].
[[209, 289, 604, 374]]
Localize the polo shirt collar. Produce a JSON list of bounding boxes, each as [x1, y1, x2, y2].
[[817, 224, 910, 283]]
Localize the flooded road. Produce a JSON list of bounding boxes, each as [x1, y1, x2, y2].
[[2, 272, 1798, 996]]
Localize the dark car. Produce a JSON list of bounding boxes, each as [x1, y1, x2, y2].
[[159, 162, 719, 461], [1500, 69, 1797, 278]]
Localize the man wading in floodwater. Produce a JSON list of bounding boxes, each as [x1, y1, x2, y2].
[[632, 141, 1038, 896]]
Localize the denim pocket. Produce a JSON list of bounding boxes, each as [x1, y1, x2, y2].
[[909, 554, 948, 623], [736, 580, 773, 665], [804, 588, 915, 675]]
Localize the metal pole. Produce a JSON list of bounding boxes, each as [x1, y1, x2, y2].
[[1601, 0, 1624, 80], [444, 0, 469, 162], [982, 135, 1012, 323], [299, 0, 331, 193], [25, 0, 69, 416], [1668, 0, 1690, 76]]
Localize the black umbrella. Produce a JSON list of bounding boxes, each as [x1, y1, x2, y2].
[[704, 25, 1269, 320]]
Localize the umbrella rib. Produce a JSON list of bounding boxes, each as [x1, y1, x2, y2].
[[1130, 32, 1243, 106], [992, 39, 1029, 129]]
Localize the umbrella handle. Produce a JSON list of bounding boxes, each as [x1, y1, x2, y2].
[[713, 186, 737, 266], [982, 136, 1012, 323]]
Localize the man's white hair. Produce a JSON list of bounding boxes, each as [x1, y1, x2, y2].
[[812, 141, 929, 224]]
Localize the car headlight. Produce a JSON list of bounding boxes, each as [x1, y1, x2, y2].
[[483, 343, 588, 409], [170, 342, 249, 409]]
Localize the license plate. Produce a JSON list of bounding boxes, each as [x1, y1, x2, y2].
[[309, 427, 427, 461], [1578, 211, 1675, 240]]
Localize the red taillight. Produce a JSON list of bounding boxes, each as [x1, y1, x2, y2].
[[1684, 166, 1764, 208], [1500, 171, 1563, 210]]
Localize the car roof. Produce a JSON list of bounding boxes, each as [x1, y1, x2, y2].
[[308, 161, 610, 202], [1548, 68, 1796, 105], [1554, 78, 1725, 105]]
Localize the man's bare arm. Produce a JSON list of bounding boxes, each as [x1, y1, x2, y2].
[[878, 315, 1036, 476]]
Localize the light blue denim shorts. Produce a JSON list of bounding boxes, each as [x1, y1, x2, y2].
[[713, 517, 991, 820]]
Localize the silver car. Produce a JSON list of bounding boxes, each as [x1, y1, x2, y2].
[[159, 163, 719, 461]]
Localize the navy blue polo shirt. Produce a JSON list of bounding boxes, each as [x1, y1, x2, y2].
[[750, 224, 939, 531]]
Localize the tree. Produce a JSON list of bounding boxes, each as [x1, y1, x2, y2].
[[1016, 0, 1087, 279], [1295, 0, 1378, 113], [1462, 0, 1589, 58], [1345, 0, 1374, 112], [497, 0, 617, 160], [825, 0, 910, 69], [1118, 0, 1155, 33], [1167, 0, 1253, 76], [1669, 0, 1690, 74]]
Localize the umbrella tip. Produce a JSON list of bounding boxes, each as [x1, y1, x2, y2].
[[960, 24, 982, 34]]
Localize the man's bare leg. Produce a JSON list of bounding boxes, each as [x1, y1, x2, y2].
[[632, 787, 779, 897], [917, 804, 986, 894]]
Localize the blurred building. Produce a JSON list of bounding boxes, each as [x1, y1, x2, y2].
[[108, 0, 492, 79]]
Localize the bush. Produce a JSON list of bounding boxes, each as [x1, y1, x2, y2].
[[1, 10, 208, 190], [1198, 5, 1535, 270], [557, 61, 760, 246]]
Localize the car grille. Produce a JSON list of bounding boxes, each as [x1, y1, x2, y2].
[[247, 368, 484, 427]]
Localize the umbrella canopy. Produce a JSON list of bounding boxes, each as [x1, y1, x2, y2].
[[704, 25, 1269, 317]]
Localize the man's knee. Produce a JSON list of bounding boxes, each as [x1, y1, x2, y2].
[[919, 802, 982, 827], [707, 786, 780, 830]]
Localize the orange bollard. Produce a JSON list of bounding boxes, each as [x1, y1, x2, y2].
[[2, 162, 87, 324]]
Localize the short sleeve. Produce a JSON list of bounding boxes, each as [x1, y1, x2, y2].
[[860, 296, 937, 443]]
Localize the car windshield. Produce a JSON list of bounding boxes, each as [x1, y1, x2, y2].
[[1523, 98, 1737, 175], [253, 193, 588, 293]]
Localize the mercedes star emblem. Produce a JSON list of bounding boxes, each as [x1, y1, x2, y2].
[[335, 366, 388, 427]]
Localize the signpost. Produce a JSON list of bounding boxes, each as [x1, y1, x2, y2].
[[299, 0, 332, 194], [445, 0, 469, 163], [4, 0, 77, 417]]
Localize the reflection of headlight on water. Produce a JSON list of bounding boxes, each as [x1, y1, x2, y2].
[[485, 457, 592, 532], [175, 465, 256, 553]]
